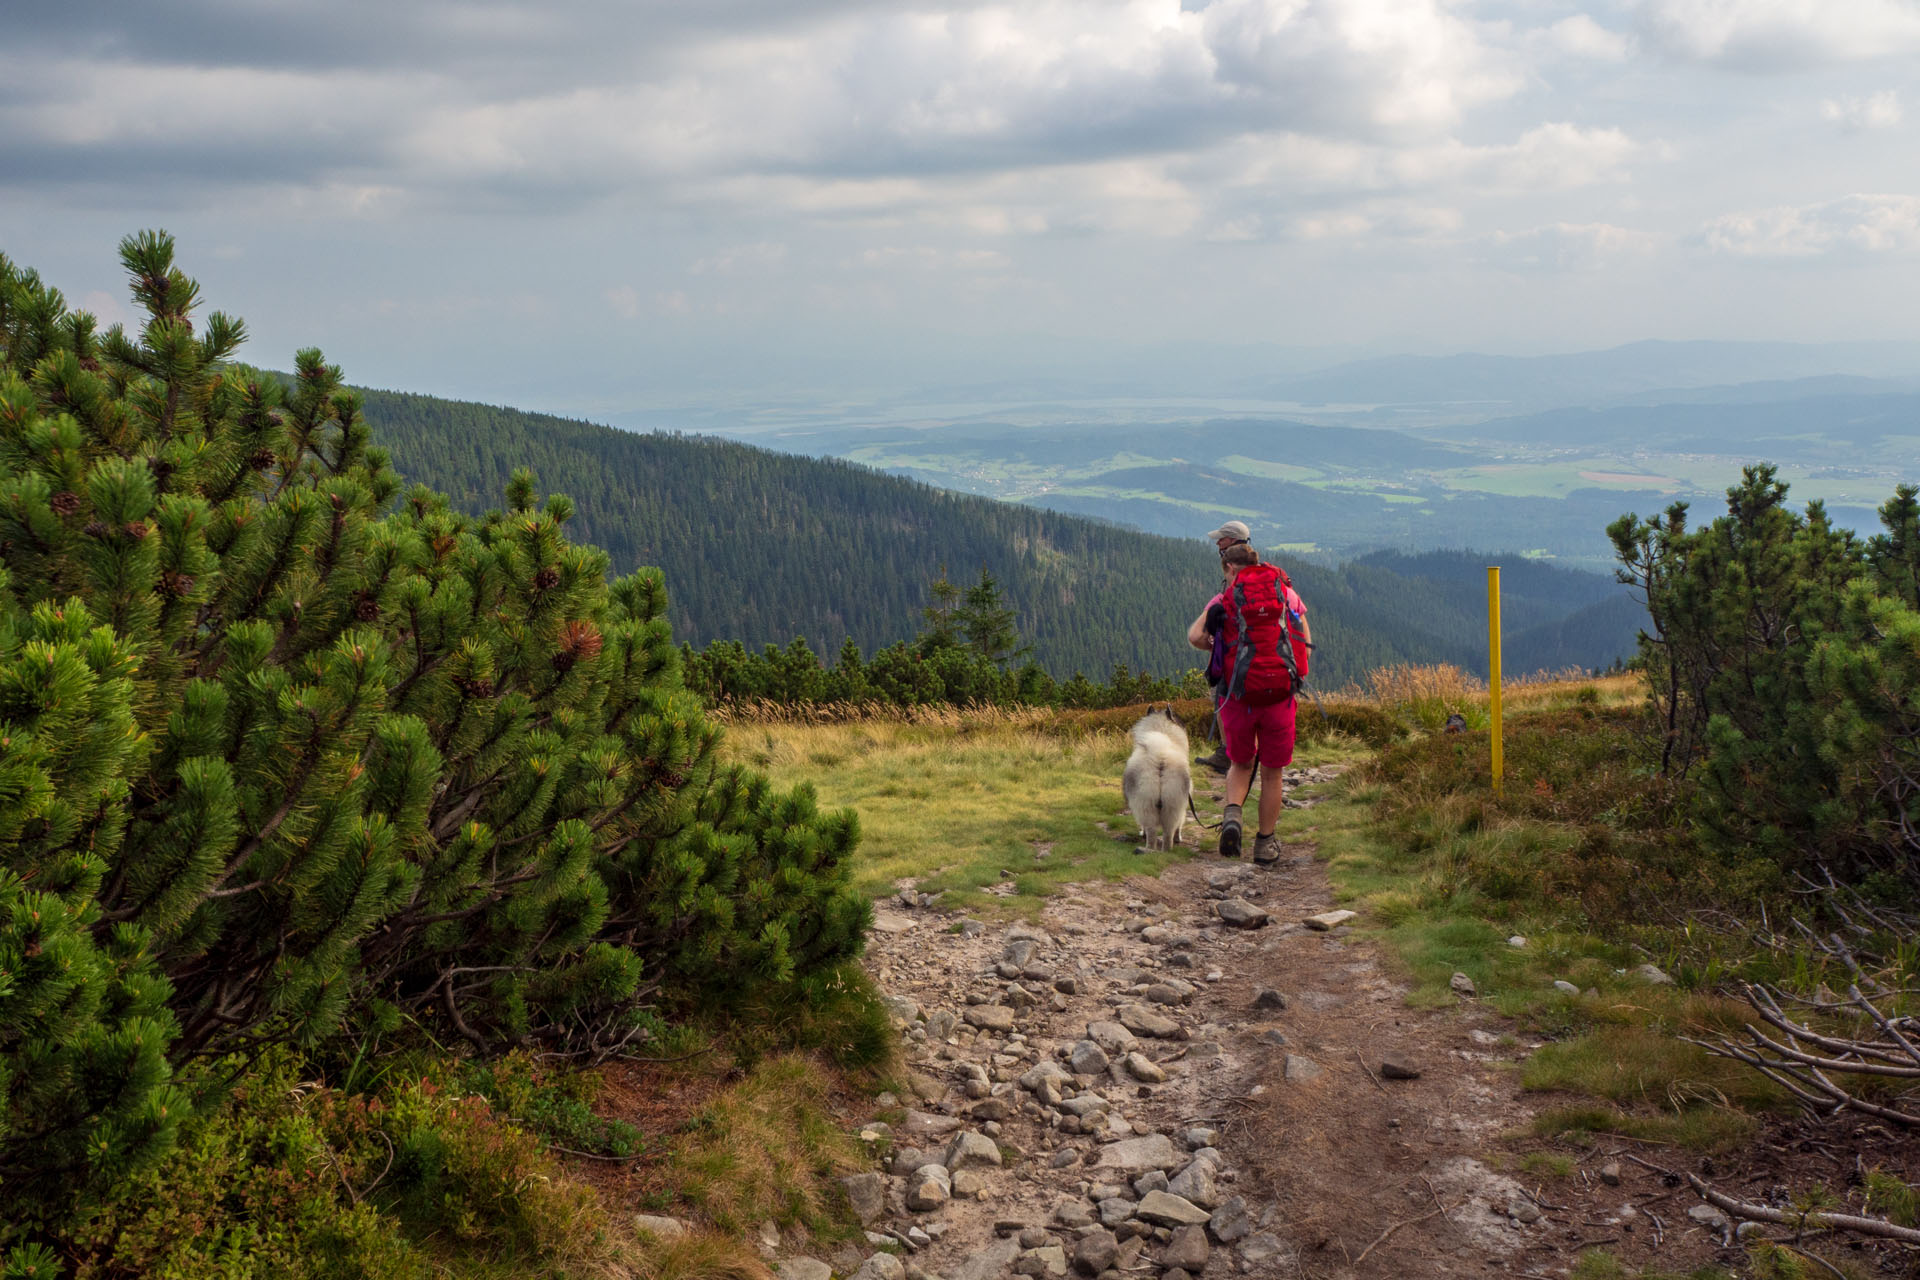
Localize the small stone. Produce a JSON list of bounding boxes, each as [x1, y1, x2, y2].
[[908, 1165, 953, 1212], [1134, 1191, 1213, 1227], [1303, 910, 1356, 930], [972, 1098, 1011, 1122], [892, 1147, 942, 1176], [1600, 1162, 1622, 1186], [852, 1253, 907, 1280], [1073, 1228, 1119, 1276], [1133, 1170, 1169, 1196], [1182, 1127, 1219, 1150], [1054, 977, 1080, 995], [1019, 1228, 1051, 1249], [966, 1006, 1018, 1032], [1379, 1056, 1421, 1080], [1068, 1040, 1111, 1075], [946, 1131, 1004, 1171], [1056, 1200, 1095, 1228], [1237, 1233, 1288, 1266], [841, 1173, 889, 1225], [1632, 963, 1676, 986], [1449, 972, 1477, 998], [1086, 1020, 1138, 1054], [1163, 1225, 1210, 1272], [1020, 1061, 1074, 1093], [1093, 1133, 1181, 1173], [1207, 1196, 1251, 1243], [899, 1110, 964, 1140], [1252, 988, 1288, 1011], [905, 1227, 933, 1250], [1050, 1148, 1080, 1169], [634, 1213, 688, 1240], [1507, 935, 1527, 948], [1118, 1005, 1181, 1039], [1687, 1204, 1729, 1229], [778, 1260, 834, 1280], [1508, 1199, 1541, 1224], [952, 1169, 989, 1199], [1258, 1029, 1288, 1047], [1283, 1054, 1322, 1082], [1553, 979, 1580, 995], [1096, 1198, 1134, 1228], [1013, 1245, 1068, 1278], [1216, 899, 1269, 928], [1125, 1052, 1169, 1084], [1166, 1159, 1220, 1209]]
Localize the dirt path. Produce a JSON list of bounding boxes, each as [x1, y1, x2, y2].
[[796, 767, 1737, 1280]]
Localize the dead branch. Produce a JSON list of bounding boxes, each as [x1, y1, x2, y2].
[[1687, 1174, 1920, 1245]]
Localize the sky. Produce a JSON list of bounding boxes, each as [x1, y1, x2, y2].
[[5, 0, 1920, 416]]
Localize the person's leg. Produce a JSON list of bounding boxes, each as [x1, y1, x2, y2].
[[1250, 699, 1297, 864], [1255, 764, 1285, 832], [1195, 691, 1230, 771], [1216, 699, 1256, 857]]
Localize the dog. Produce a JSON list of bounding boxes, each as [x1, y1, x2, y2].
[[1123, 705, 1192, 852]]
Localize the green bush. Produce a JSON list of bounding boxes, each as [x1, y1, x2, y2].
[[0, 233, 868, 1225]]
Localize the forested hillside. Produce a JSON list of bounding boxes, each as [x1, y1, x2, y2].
[[363, 390, 1641, 684]]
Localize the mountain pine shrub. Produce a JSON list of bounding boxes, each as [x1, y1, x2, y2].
[[1611, 465, 1920, 888], [0, 233, 868, 1216]]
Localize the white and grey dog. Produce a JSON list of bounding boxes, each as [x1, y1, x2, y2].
[[1123, 705, 1192, 852]]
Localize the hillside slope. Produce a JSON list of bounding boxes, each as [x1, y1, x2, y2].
[[362, 389, 1641, 682]]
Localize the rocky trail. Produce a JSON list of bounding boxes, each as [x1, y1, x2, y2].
[[766, 765, 1750, 1280]]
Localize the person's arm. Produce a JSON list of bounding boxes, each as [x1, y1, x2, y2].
[[1187, 607, 1213, 650]]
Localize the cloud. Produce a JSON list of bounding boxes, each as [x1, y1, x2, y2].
[[1539, 14, 1633, 61], [1702, 194, 1920, 256], [1822, 91, 1903, 132], [1481, 221, 1658, 272], [1636, 0, 1920, 70]]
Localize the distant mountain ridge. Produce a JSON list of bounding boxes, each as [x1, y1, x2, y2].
[[360, 388, 1646, 684]]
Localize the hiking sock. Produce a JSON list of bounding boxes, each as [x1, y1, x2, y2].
[[1219, 803, 1243, 858]]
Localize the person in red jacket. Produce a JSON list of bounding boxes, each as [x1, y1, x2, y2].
[[1186, 540, 1310, 864]]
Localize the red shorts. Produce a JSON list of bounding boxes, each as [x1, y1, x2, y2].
[[1218, 696, 1296, 769]]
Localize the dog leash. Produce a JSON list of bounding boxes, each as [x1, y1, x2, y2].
[[1186, 793, 1222, 831]]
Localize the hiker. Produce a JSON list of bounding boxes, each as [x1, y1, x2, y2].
[[1193, 521, 1251, 773], [1187, 539, 1311, 864]]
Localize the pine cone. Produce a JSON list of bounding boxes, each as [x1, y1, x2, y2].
[[149, 458, 175, 483], [83, 520, 108, 539], [50, 491, 82, 516], [249, 448, 277, 471], [463, 676, 496, 699], [534, 567, 561, 591], [162, 571, 195, 597], [123, 520, 151, 540], [353, 593, 380, 622], [550, 651, 576, 673]]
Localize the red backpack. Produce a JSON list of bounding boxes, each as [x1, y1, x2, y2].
[[1221, 563, 1311, 705]]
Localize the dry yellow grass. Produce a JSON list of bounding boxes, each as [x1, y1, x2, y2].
[[631, 1231, 774, 1280]]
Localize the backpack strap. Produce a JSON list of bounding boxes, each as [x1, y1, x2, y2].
[[1226, 579, 1253, 702]]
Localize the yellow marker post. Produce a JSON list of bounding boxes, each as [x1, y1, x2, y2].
[[1488, 565, 1503, 794]]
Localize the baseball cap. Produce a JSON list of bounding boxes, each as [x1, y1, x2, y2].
[[1205, 520, 1251, 543]]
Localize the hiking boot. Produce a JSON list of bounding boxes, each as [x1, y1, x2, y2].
[[1194, 746, 1230, 772], [1252, 832, 1281, 864], [1219, 804, 1243, 858]]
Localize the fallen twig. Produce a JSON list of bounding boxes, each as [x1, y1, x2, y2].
[[1352, 1200, 1462, 1265], [1354, 1049, 1387, 1094]]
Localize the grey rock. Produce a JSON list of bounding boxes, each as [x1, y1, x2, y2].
[[1508, 934, 1527, 947], [1056, 1200, 1096, 1228], [1140, 983, 1186, 1005], [950, 1237, 1022, 1280], [1013, 1245, 1068, 1278], [1006, 923, 1054, 947], [965, 1005, 1018, 1032], [1238, 1233, 1288, 1266], [1019, 1228, 1052, 1249], [1054, 977, 1081, 995], [1050, 1148, 1080, 1169], [852, 1253, 906, 1280], [1553, 979, 1580, 995], [634, 1213, 689, 1240], [1093, 1133, 1180, 1173], [1117, 1004, 1180, 1039], [1508, 1199, 1541, 1224], [1258, 1029, 1288, 1047], [1132, 1171, 1168, 1196], [1632, 963, 1676, 986], [1449, 971, 1477, 998], [1163, 1226, 1209, 1272], [908, 1165, 952, 1212], [925, 1009, 960, 1039], [1303, 910, 1356, 930], [971, 1097, 1012, 1122], [884, 995, 923, 1026], [1060, 1094, 1110, 1118], [778, 1260, 834, 1280], [1379, 1055, 1421, 1080], [1162, 1271, 1191, 1280], [1135, 1191, 1212, 1227], [905, 1229, 933, 1251], [952, 1169, 990, 1199], [842, 1173, 890, 1225], [1020, 1061, 1074, 1093], [1182, 1128, 1219, 1150], [1252, 988, 1288, 1011], [1207, 1196, 1251, 1243], [899, 1110, 964, 1140], [1086, 1020, 1138, 1054], [891, 1147, 943, 1176], [1600, 1161, 1622, 1186], [946, 1131, 1004, 1171], [1283, 1054, 1322, 1082], [1073, 1228, 1119, 1276], [1004, 939, 1040, 968], [1068, 1040, 1111, 1076], [1687, 1204, 1729, 1228], [1215, 899, 1269, 928], [1124, 1052, 1169, 1083], [1096, 1197, 1135, 1228], [1166, 1159, 1220, 1210]]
